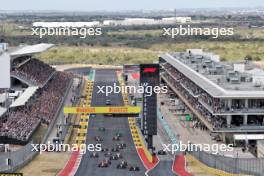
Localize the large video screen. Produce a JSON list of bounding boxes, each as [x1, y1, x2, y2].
[[140, 64, 159, 135]]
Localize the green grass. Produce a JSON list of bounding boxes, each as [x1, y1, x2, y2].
[[38, 46, 157, 65], [32, 124, 48, 143], [39, 41, 264, 67], [235, 28, 264, 39], [108, 28, 264, 39], [0, 22, 31, 36]]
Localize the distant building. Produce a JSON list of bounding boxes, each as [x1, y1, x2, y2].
[[33, 16, 192, 28], [122, 18, 156, 25], [162, 17, 192, 23], [33, 21, 100, 28]]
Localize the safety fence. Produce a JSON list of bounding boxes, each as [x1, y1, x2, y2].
[[189, 149, 264, 176], [0, 140, 37, 173]]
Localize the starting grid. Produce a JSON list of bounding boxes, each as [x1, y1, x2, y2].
[[68, 70, 153, 162], [75, 81, 94, 146]]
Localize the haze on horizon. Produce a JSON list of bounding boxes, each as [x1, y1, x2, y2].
[[1, 0, 264, 11]]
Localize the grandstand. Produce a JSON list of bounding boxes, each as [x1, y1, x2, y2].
[[159, 49, 264, 146], [0, 44, 73, 145], [11, 58, 56, 87]]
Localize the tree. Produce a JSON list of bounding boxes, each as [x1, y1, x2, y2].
[[245, 55, 253, 61]]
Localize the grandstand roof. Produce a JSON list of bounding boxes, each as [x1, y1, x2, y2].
[[0, 94, 6, 103], [0, 107, 7, 117], [161, 53, 264, 98], [234, 134, 264, 140], [10, 87, 38, 108], [9, 43, 54, 59]]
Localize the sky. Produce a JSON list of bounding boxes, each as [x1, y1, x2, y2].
[[1, 0, 264, 11]]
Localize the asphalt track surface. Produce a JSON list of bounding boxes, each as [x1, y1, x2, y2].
[[148, 160, 175, 176], [75, 69, 146, 176]]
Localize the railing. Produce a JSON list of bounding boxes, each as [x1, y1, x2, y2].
[[189, 149, 264, 176], [157, 108, 179, 148], [0, 140, 37, 173]]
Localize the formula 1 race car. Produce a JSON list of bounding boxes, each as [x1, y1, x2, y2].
[[104, 151, 112, 157], [101, 147, 109, 152], [116, 143, 126, 149], [98, 161, 108, 168], [115, 153, 123, 159], [116, 144, 124, 150], [117, 163, 127, 169], [109, 155, 118, 160], [94, 136, 103, 142], [117, 160, 128, 169], [129, 166, 140, 171], [111, 146, 120, 152], [157, 150, 167, 155], [98, 159, 111, 168], [105, 99, 111, 105], [112, 135, 120, 141], [115, 132, 123, 137], [120, 143, 126, 148], [90, 152, 99, 158], [98, 127, 106, 132]]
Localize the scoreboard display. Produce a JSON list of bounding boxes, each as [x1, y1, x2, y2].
[[140, 64, 159, 137]]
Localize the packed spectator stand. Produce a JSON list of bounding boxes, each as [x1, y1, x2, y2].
[[0, 58, 72, 144], [11, 58, 56, 87]]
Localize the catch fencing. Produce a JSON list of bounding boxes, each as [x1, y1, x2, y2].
[[190, 150, 264, 176]]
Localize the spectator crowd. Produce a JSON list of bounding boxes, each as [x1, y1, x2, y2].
[[11, 58, 55, 86], [0, 71, 72, 142], [162, 63, 227, 130], [162, 62, 264, 129]]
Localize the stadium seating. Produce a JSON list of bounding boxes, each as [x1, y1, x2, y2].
[[162, 63, 226, 130], [0, 72, 72, 143], [11, 58, 55, 86]]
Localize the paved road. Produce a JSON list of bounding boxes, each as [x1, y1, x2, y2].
[[148, 114, 177, 176], [75, 69, 146, 176]]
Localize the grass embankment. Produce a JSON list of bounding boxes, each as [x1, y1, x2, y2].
[[39, 41, 264, 67]]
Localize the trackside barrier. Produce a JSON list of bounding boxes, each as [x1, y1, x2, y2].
[[0, 140, 37, 173], [157, 108, 179, 148], [186, 154, 251, 176], [64, 77, 85, 144], [0, 75, 74, 173], [157, 108, 192, 175], [58, 73, 94, 176], [188, 150, 264, 176], [42, 77, 74, 143]]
